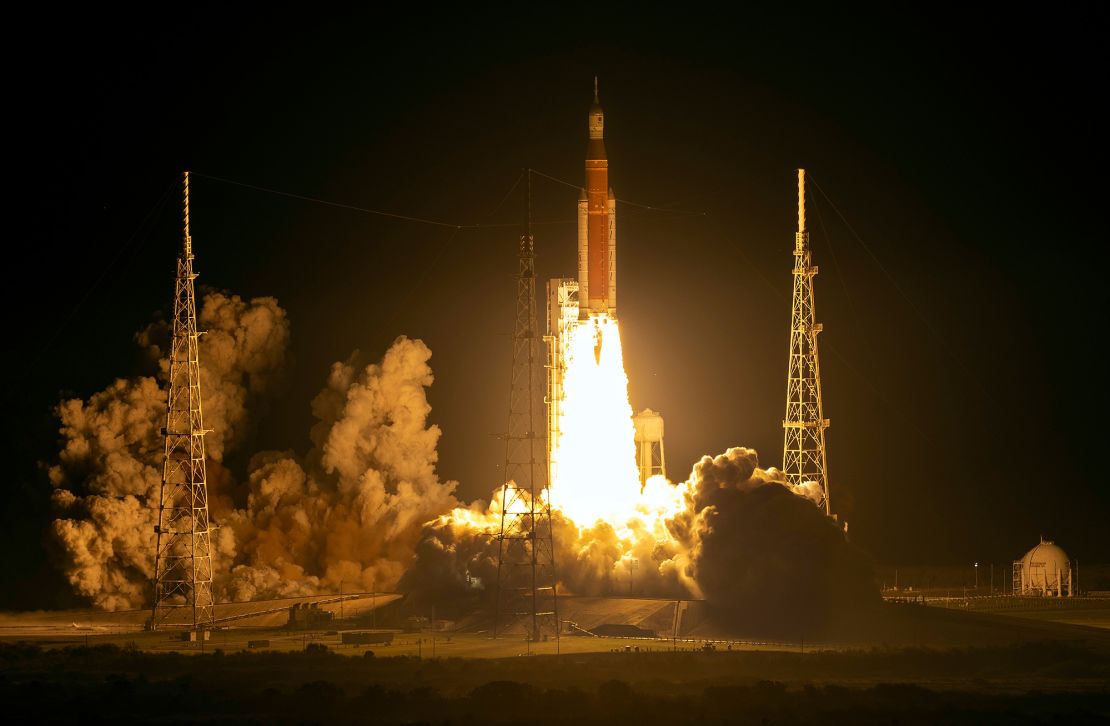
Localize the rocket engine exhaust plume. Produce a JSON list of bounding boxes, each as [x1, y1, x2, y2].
[[555, 316, 654, 525]]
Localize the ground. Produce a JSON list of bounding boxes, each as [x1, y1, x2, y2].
[[1, 637, 1108, 723], [3, 595, 1109, 722]]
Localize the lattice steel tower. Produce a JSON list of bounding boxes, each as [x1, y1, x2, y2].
[[782, 168, 831, 515], [151, 171, 215, 631], [495, 171, 559, 642]]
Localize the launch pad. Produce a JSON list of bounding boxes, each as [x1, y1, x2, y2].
[[0, 592, 401, 637]]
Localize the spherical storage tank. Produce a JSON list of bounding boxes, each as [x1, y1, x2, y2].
[[1014, 537, 1073, 597]]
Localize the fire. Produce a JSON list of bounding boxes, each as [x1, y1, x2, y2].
[[552, 315, 683, 530], [425, 311, 690, 600]]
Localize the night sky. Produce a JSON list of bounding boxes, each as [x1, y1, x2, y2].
[[5, 7, 1105, 607]]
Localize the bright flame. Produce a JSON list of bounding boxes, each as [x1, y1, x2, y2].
[[413, 308, 822, 601], [419, 311, 700, 599], [553, 315, 641, 524], [552, 315, 683, 529]]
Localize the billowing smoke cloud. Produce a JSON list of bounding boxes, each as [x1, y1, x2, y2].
[[403, 447, 875, 634], [46, 286, 871, 635], [135, 292, 293, 461], [397, 498, 504, 610], [48, 292, 290, 609], [671, 447, 877, 635], [46, 283, 461, 610], [400, 488, 695, 615], [47, 291, 460, 611], [222, 337, 459, 601]]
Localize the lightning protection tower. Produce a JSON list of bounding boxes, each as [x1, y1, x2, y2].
[[495, 171, 559, 643], [782, 168, 831, 515], [151, 171, 215, 633]]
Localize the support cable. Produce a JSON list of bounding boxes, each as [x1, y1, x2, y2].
[[807, 175, 946, 347], [193, 171, 567, 230], [528, 168, 708, 216], [725, 214, 941, 449], [807, 174, 1014, 421]]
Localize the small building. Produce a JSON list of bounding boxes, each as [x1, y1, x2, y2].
[[1013, 537, 1073, 597]]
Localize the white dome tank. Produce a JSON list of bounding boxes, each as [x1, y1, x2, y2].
[[1014, 537, 1073, 597]]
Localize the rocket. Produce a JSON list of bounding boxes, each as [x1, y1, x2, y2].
[[578, 78, 617, 320]]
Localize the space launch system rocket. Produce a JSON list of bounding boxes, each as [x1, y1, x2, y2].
[[578, 78, 617, 320]]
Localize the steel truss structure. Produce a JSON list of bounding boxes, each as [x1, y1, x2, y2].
[[782, 169, 831, 515], [495, 172, 559, 642], [151, 171, 215, 631]]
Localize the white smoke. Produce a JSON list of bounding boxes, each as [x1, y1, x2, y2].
[[403, 445, 872, 633], [224, 337, 460, 600], [45, 286, 865, 628], [667, 447, 876, 633], [48, 292, 290, 609], [47, 294, 459, 609], [135, 292, 292, 460]]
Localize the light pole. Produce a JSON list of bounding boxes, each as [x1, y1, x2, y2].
[[974, 562, 979, 591]]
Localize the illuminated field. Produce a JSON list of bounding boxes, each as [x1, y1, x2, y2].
[[5, 598, 1110, 658], [0, 628, 808, 659], [925, 597, 1110, 631], [996, 608, 1110, 630]]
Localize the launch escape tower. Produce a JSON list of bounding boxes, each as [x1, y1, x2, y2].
[[495, 172, 559, 642], [782, 169, 831, 515], [151, 172, 216, 632]]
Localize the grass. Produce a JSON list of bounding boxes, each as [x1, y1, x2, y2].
[[920, 596, 1110, 631], [1, 640, 1108, 723], [0, 627, 813, 660]]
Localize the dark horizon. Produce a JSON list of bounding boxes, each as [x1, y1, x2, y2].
[[5, 7, 1105, 609]]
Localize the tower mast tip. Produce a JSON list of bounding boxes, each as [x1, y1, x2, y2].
[[183, 171, 192, 257], [797, 168, 806, 235]]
